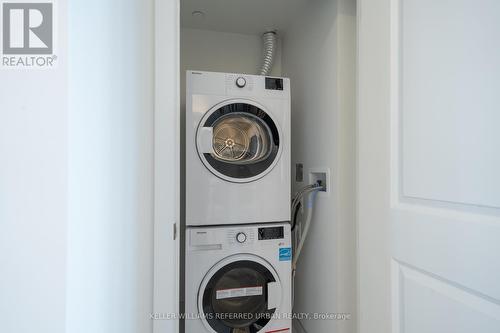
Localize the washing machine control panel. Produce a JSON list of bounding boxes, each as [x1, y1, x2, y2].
[[227, 228, 255, 245], [188, 224, 290, 250], [258, 226, 285, 240]]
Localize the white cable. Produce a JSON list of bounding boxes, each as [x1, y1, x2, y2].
[[292, 189, 320, 271], [291, 184, 322, 230], [291, 184, 314, 208], [290, 184, 323, 308]]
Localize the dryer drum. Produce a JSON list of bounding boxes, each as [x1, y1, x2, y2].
[[199, 102, 281, 181], [212, 113, 272, 164]]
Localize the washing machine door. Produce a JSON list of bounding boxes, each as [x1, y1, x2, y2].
[[198, 254, 282, 333], [196, 99, 282, 183]]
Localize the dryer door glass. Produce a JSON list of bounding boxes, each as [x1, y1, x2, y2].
[[201, 260, 278, 333], [198, 102, 281, 182]]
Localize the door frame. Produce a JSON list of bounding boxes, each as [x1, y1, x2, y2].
[[153, 0, 181, 332], [356, 0, 393, 332]]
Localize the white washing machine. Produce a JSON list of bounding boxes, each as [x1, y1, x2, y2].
[[186, 70, 291, 226], [185, 222, 292, 333]]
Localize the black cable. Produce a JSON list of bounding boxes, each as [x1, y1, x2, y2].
[[291, 200, 302, 231]]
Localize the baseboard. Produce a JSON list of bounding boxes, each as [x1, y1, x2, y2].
[[292, 319, 308, 333]]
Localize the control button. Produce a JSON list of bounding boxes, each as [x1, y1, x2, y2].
[[236, 232, 247, 243], [235, 77, 246, 88]]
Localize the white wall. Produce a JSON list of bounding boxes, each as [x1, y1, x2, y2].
[[282, 0, 357, 332], [180, 28, 282, 108], [1, 1, 173, 332], [181, 28, 282, 77], [66, 1, 155, 333], [0, 2, 68, 333]]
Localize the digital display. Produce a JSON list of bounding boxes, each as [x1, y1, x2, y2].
[[258, 226, 284, 240], [265, 77, 283, 90]]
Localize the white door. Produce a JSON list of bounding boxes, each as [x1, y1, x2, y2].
[[358, 1, 500, 333]]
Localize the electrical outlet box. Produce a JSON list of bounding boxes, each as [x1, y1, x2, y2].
[[309, 168, 330, 193]]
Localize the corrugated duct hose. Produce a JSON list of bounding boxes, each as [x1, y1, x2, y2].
[[259, 31, 277, 76]]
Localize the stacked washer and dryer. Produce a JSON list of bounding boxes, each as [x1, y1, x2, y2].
[[185, 70, 292, 333]]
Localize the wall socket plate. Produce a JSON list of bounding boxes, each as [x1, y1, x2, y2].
[[309, 167, 330, 194]]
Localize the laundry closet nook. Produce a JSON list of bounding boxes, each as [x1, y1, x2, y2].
[[179, 1, 357, 332]]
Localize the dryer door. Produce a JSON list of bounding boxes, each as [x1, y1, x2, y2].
[[198, 255, 282, 333], [196, 100, 282, 183]]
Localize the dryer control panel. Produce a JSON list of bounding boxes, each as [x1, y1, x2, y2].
[[226, 74, 254, 92], [187, 70, 290, 101], [265, 77, 284, 91]]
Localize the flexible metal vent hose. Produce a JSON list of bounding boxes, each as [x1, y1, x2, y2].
[[258, 31, 277, 76]]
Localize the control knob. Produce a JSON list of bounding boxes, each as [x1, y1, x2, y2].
[[236, 232, 247, 243], [236, 77, 246, 88]]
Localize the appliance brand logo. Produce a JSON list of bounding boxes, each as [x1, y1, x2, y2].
[[279, 247, 292, 261], [1, 1, 57, 68]]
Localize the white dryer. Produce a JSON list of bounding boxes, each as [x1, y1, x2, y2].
[[185, 222, 292, 333], [186, 71, 290, 226]]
